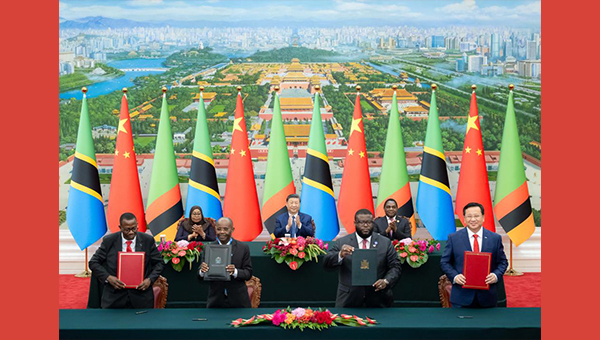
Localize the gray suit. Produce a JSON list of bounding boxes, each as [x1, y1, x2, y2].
[[323, 232, 401, 307]]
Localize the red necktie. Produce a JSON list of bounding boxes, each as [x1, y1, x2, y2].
[[126, 240, 133, 252], [362, 239, 368, 250], [473, 235, 479, 253]]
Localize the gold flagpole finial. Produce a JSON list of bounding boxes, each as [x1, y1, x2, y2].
[[122, 88, 127, 93], [162, 87, 167, 93], [314, 84, 321, 92], [431, 84, 437, 90], [237, 86, 242, 92], [199, 86, 205, 92], [471, 84, 477, 91], [509, 84, 515, 90], [274, 85, 280, 93], [356, 85, 361, 92]]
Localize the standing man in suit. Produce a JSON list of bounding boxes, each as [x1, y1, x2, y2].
[[89, 212, 164, 309], [199, 217, 253, 308], [273, 193, 314, 238], [324, 209, 401, 307], [440, 202, 509, 308], [373, 198, 412, 240]]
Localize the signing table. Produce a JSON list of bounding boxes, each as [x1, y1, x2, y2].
[[60, 307, 540, 340], [87, 242, 507, 308]]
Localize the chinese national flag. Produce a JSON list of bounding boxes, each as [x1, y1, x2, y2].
[[455, 88, 495, 231], [106, 91, 147, 232], [337, 91, 374, 234], [222, 90, 262, 241]]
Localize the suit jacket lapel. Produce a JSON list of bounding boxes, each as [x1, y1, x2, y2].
[[135, 232, 143, 252], [113, 232, 123, 252], [481, 229, 491, 253], [370, 233, 380, 249], [348, 233, 358, 249], [461, 228, 472, 252]]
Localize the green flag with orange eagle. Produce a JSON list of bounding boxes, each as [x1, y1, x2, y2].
[[376, 86, 416, 235], [493, 85, 535, 246], [261, 89, 295, 235], [146, 88, 184, 241]]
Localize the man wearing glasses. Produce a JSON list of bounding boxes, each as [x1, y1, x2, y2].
[[324, 209, 401, 307], [89, 212, 164, 309]]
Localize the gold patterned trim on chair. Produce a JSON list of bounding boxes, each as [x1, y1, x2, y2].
[[245, 276, 262, 308], [153, 275, 168, 309], [438, 274, 452, 308]]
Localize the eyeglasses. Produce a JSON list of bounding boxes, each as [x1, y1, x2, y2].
[[354, 221, 372, 226]]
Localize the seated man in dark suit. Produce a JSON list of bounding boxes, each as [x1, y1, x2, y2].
[[88, 212, 164, 309], [324, 209, 401, 308], [373, 198, 412, 240], [199, 217, 253, 308], [273, 193, 314, 238], [440, 202, 509, 308]]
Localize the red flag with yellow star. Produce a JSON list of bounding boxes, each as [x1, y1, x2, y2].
[[337, 89, 374, 234], [222, 89, 262, 241], [106, 89, 147, 232], [455, 86, 495, 231]]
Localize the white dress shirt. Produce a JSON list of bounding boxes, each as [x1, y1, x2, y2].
[[338, 233, 372, 262], [121, 234, 136, 252]]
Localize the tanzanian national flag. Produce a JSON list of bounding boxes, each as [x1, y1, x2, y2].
[[493, 85, 535, 246], [376, 87, 416, 235], [67, 88, 108, 250], [300, 88, 339, 240], [262, 90, 295, 234], [185, 89, 223, 220], [146, 88, 184, 241], [416, 85, 456, 241]]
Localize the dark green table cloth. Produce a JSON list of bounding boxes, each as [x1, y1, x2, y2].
[[87, 241, 506, 308], [60, 307, 540, 340]]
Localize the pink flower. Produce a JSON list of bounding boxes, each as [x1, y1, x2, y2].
[[172, 257, 180, 264], [429, 245, 434, 253], [436, 243, 441, 251], [289, 261, 298, 270], [298, 251, 306, 259], [292, 308, 306, 318], [272, 310, 286, 326], [176, 240, 189, 248], [290, 248, 298, 256], [316, 239, 324, 248], [400, 252, 408, 258], [171, 249, 179, 254], [157, 244, 164, 252], [324, 243, 329, 250], [410, 255, 418, 262], [178, 250, 186, 257], [399, 238, 412, 246], [408, 247, 417, 253]]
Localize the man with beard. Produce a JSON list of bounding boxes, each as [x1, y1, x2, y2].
[[199, 217, 253, 308], [324, 209, 401, 307]]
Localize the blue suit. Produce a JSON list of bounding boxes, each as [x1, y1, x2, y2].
[[273, 211, 314, 238], [440, 228, 508, 308]]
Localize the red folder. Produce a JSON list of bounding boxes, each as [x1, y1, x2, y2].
[[118, 252, 145, 288], [463, 251, 491, 290]]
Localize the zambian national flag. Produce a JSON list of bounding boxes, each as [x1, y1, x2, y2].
[[185, 89, 223, 220], [493, 86, 535, 247], [300, 89, 339, 241], [67, 88, 108, 250], [146, 88, 184, 241], [376, 87, 416, 235], [416, 85, 455, 241], [261, 90, 295, 234]]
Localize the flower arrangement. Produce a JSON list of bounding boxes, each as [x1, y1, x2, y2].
[[263, 236, 328, 270], [392, 238, 441, 268], [231, 307, 377, 331], [157, 239, 203, 272]]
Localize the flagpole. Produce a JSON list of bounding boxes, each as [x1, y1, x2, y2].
[[505, 240, 523, 276], [74, 248, 92, 278]]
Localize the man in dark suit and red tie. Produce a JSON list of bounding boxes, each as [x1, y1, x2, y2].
[[440, 202, 509, 308], [324, 209, 401, 308], [273, 194, 314, 238], [373, 198, 412, 240], [89, 212, 164, 309]]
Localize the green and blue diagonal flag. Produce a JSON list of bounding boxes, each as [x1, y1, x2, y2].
[[66, 89, 108, 250], [186, 90, 223, 220], [300, 90, 339, 240], [416, 85, 455, 240]]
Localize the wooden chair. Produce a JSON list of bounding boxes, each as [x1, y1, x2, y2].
[[152, 275, 168, 309], [438, 274, 452, 308], [245, 276, 262, 308]]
